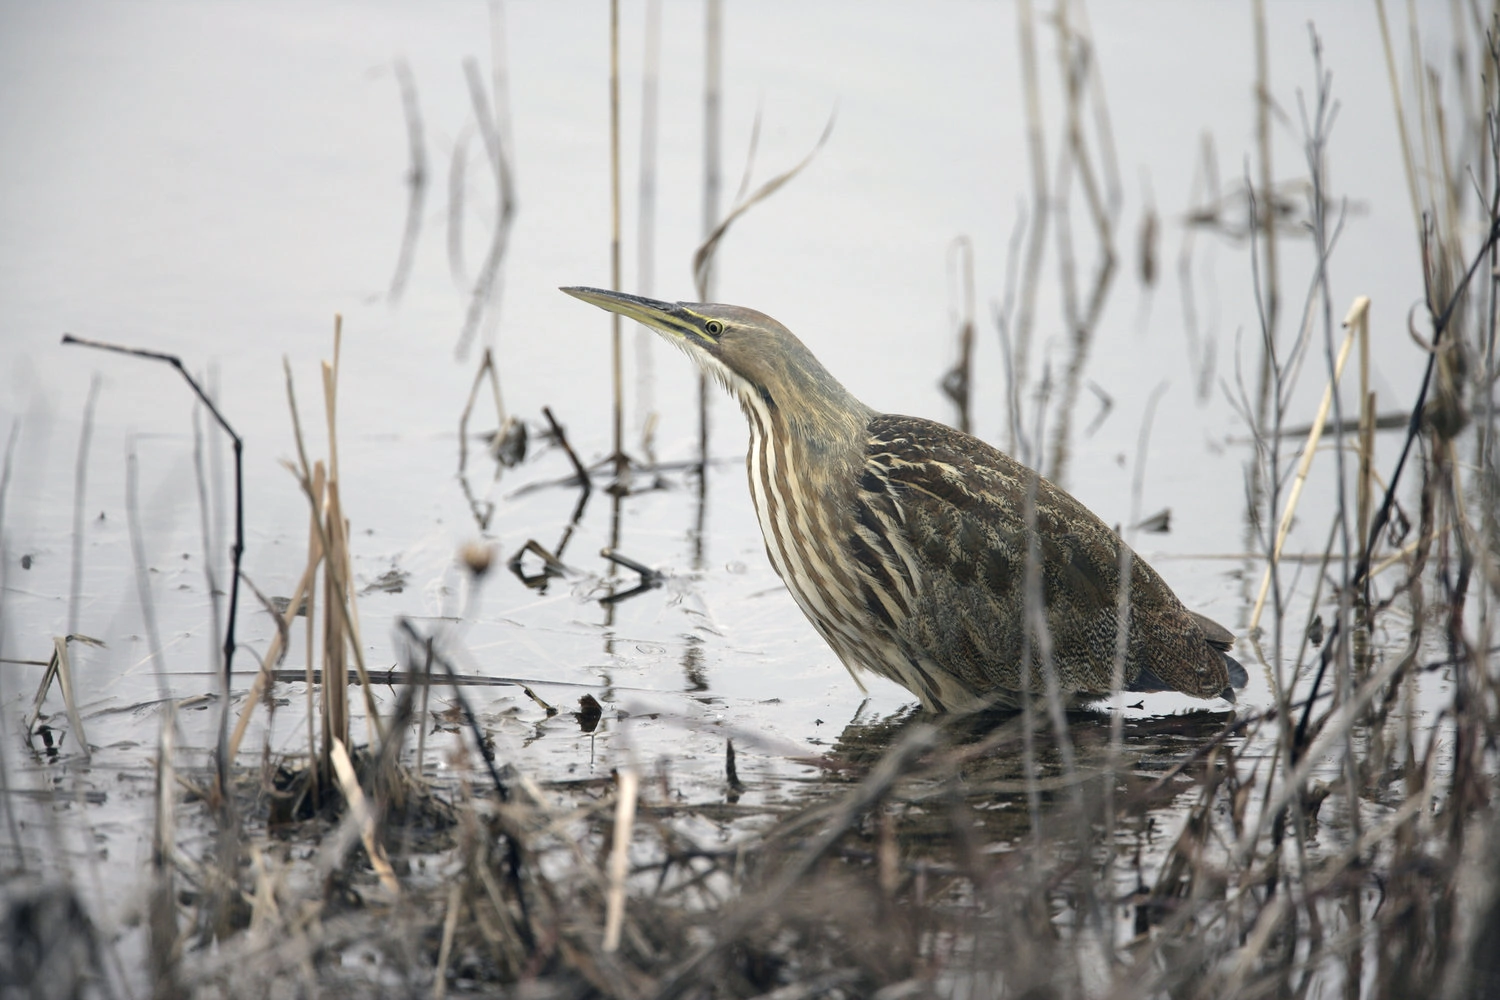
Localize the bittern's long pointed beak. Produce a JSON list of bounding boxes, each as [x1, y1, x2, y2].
[[561, 286, 709, 348]]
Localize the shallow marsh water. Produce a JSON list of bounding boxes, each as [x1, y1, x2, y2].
[[0, 1, 1482, 993]]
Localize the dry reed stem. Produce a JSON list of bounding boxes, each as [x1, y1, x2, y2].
[[149, 706, 181, 995], [602, 767, 639, 952], [1249, 300, 1360, 631], [23, 637, 92, 761], [304, 461, 325, 789], [282, 322, 387, 761], [224, 557, 308, 763], [1375, 0, 1425, 240], [321, 479, 350, 771], [329, 737, 401, 897], [433, 881, 462, 1000]]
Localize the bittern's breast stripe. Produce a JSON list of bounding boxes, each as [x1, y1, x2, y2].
[[781, 432, 868, 625], [745, 399, 856, 634], [752, 398, 875, 642], [744, 405, 792, 580]]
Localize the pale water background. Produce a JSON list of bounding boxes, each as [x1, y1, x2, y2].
[[0, 0, 1460, 971]]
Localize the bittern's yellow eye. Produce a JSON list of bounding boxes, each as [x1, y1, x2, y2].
[[705, 320, 724, 336]]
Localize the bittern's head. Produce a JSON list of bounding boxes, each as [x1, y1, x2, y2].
[[562, 287, 870, 440]]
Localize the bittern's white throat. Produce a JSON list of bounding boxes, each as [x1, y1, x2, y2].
[[563, 286, 1247, 712]]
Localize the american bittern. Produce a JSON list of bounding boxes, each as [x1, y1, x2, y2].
[[564, 287, 1247, 712]]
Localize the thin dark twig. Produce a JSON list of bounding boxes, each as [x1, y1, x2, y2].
[[61, 334, 246, 787], [1294, 214, 1500, 750], [1359, 213, 1500, 586], [542, 406, 590, 495], [395, 617, 533, 945], [598, 546, 663, 604], [395, 621, 508, 801]]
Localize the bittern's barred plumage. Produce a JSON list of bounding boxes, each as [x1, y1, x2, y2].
[[564, 287, 1247, 712]]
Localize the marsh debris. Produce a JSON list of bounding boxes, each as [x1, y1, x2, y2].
[[360, 566, 410, 596], [574, 693, 603, 733]]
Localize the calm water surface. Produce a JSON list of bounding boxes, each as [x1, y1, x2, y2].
[[0, 0, 1455, 952]]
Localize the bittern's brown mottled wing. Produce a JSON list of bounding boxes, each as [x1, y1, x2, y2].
[[847, 413, 1233, 704]]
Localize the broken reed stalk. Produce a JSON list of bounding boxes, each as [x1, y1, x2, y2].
[[329, 737, 400, 897], [33, 375, 102, 765], [279, 319, 386, 781], [304, 461, 326, 798], [601, 767, 639, 952], [15, 393, 92, 759], [321, 474, 350, 778], [25, 637, 90, 762], [224, 526, 313, 763], [321, 343, 350, 765]]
